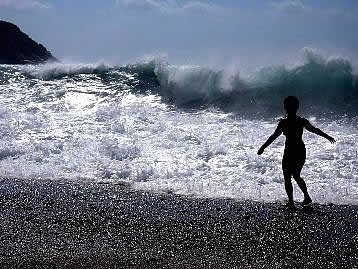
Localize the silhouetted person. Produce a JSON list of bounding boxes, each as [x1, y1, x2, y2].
[[257, 96, 336, 208]]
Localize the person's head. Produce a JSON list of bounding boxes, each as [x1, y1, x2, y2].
[[284, 96, 299, 114]]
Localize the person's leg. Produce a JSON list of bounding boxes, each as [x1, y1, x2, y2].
[[282, 154, 294, 205], [292, 149, 312, 205], [284, 172, 294, 203], [292, 173, 312, 204]]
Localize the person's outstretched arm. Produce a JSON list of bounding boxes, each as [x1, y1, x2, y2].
[[257, 121, 283, 155], [304, 119, 336, 143]]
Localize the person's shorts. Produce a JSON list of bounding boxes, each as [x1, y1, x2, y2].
[[282, 146, 306, 175]]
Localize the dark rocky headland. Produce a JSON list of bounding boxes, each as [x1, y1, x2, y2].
[[0, 21, 57, 64]]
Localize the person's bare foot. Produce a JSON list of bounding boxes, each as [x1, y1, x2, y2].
[[287, 200, 296, 210], [302, 197, 312, 207]]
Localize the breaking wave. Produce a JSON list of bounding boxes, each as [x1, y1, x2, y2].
[[152, 48, 358, 115], [23, 62, 113, 80], [1, 48, 358, 204], [4, 47, 358, 116]]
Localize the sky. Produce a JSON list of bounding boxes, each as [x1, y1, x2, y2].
[[1, 0, 358, 68]]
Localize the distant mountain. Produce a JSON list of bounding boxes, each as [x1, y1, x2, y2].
[[0, 20, 57, 64]]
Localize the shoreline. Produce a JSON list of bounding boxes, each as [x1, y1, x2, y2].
[[0, 177, 357, 268]]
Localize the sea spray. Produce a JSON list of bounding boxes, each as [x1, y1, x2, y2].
[[0, 48, 357, 204], [23, 62, 113, 80], [11, 48, 358, 115]]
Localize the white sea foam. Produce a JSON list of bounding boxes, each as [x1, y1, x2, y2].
[[0, 51, 358, 205], [1, 89, 356, 204], [22, 62, 112, 80]]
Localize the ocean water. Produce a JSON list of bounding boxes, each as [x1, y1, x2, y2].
[[0, 48, 357, 204]]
